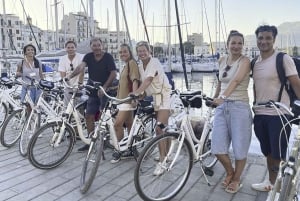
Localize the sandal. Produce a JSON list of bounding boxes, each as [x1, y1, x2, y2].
[[225, 181, 243, 194], [221, 174, 233, 188]]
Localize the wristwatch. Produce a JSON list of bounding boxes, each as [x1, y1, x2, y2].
[[219, 95, 227, 100]]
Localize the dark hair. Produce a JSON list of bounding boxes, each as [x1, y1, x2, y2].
[[23, 44, 39, 68], [120, 43, 134, 60], [23, 44, 36, 55], [65, 40, 77, 48], [255, 25, 278, 38], [227, 30, 244, 45], [90, 37, 102, 45]]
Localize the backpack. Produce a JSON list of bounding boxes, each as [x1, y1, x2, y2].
[[251, 52, 300, 106]]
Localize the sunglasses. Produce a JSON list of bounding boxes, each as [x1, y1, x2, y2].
[[70, 63, 74, 71], [136, 41, 148, 47], [222, 65, 231, 78]]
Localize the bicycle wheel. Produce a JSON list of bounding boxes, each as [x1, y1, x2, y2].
[[28, 121, 75, 169], [278, 173, 292, 201], [134, 132, 193, 201], [0, 109, 24, 147], [80, 132, 104, 194], [19, 112, 41, 157], [131, 114, 156, 159], [200, 128, 217, 168], [0, 102, 8, 127]]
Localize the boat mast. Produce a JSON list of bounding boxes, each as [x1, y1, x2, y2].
[[89, 0, 94, 37], [166, 0, 171, 72], [54, 0, 59, 49], [174, 0, 188, 90], [120, 0, 132, 48], [137, 0, 150, 43]]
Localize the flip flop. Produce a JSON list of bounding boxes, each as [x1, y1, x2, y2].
[[221, 174, 233, 188], [225, 181, 243, 194]]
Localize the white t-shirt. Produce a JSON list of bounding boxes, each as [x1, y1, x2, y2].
[[58, 53, 84, 85], [253, 51, 298, 115], [138, 57, 171, 96]]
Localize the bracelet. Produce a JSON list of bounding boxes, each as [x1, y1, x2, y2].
[[219, 95, 227, 99]]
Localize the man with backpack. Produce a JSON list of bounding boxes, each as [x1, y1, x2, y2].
[[251, 25, 300, 192]]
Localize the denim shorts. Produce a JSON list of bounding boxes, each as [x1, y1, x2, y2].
[[253, 115, 292, 160], [86, 96, 108, 115], [211, 100, 252, 160]]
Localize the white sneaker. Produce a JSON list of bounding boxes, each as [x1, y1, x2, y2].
[[251, 180, 273, 192], [153, 162, 165, 176]]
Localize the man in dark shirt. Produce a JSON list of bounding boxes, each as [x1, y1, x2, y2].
[[69, 37, 117, 152]]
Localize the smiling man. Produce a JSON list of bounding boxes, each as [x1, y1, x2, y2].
[[251, 25, 300, 192]]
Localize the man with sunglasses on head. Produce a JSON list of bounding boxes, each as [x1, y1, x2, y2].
[[58, 40, 84, 107], [251, 25, 300, 192]]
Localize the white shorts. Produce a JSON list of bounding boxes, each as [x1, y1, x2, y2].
[[117, 103, 136, 111]]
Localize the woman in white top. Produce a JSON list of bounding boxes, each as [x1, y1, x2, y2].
[[133, 41, 171, 175], [16, 44, 44, 103], [211, 30, 252, 194]]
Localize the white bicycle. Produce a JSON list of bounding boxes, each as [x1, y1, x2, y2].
[[134, 93, 218, 201], [261, 100, 300, 201], [80, 82, 158, 194]]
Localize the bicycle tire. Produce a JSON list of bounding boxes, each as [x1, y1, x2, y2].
[[278, 173, 293, 201], [134, 132, 193, 201], [200, 128, 217, 168], [28, 121, 75, 169], [19, 112, 41, 157], [131, 113, 156, 160], [80, 133, 104, 194], [0, 102, 8, 127], [0, 109, 24, 147]]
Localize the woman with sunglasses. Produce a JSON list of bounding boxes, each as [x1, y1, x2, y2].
[[133, 41, 172, 176], [58, 40, 84, 107], [211, 30, 252, 194]]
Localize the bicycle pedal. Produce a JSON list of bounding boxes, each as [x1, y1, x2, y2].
[[204, 167, 214, 177]]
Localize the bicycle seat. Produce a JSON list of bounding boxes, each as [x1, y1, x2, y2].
[[1, 77, 13, 88], [39, 79, 55, 90]]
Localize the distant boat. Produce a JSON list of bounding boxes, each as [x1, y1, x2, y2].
[[170, 61, 192, 73], [190, 58, 218, 72]]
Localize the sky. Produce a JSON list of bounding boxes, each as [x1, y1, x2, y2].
[[2, 0, 300, 44]]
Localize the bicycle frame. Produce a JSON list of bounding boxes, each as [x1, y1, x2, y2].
[[258, 100, 300, 201], [49, 89, 90, 146], [0, 85, 22, 110]]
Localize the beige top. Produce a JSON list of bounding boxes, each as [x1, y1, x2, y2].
[[117, 59, 140, 99], [252, 50, 298, 115], [219, 55, 250, 102]]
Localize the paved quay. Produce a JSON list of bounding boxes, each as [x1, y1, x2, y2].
[[0, 140, 269, 201]]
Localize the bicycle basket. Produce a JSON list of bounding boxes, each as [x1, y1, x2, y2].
[[180, 90, 202, 108], [39, 79, 55, 90]]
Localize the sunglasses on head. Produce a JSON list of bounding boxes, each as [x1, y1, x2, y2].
[[222, 65, 231, 78], [70, 63, 74, 71]]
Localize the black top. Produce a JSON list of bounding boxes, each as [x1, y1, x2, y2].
[[83, 52, 117, 96]]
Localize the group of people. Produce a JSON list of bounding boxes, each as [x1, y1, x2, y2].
[[16, 24, 300, 195], [211, 25, 300, 194]]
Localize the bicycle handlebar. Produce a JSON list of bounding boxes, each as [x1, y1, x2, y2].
[[84, 84, 135, 105]]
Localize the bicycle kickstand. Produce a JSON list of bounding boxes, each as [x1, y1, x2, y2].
[[199, 162, 213, 186]]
